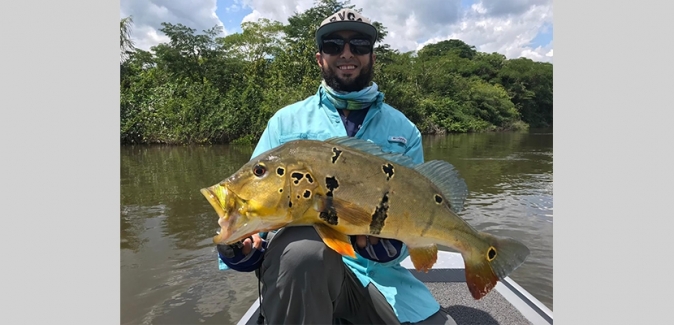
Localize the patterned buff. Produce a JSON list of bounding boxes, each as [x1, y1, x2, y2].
[[321, 80, 383, 110]]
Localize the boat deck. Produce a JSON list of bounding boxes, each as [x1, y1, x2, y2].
[[427, 282, 533, 325], [238, 252, 553, 325]]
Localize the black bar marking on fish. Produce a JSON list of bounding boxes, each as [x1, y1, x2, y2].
[[291, 172, 304, 185], [276, 167, 285, 176], [325, 176, 339, 197], [331, 147, 343, 164], [369, 192, 390, 235], [305, 173, 314, 183], [303, 190, 311, 198], [319, 196, 339, 225], [434, 194, 443, 204], [382, 163, 394, 181]]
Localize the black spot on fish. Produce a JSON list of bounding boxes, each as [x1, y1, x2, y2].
[[303, 190, 311, 198], [319, 196, 339, 225], [305, 173, 314, 183], [289, 201, 293, 208], [434, 194, 443, 204], [382, 163, 394, 181], [278, 188, 283, 193], [325, 176, 339, 197], [487, 247, 497, 261], [276, 167, 285, 176], [369, 192, 390, 235], [291, 172, 304, 185], [297, 195, 300, 199], [331, 147, 343, 164]]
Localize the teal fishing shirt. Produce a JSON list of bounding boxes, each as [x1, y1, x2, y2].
[[222, 85, 441, 323]]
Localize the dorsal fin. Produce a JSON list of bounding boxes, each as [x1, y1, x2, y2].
[[323, 136, 418, 167], [413, 160, 469, 213], [323, 137, 469, 212]]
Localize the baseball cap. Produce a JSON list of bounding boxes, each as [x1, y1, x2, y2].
[[315, 8, 378, 49]]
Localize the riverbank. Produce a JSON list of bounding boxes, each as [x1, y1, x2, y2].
[[120, 121, 537, 146]]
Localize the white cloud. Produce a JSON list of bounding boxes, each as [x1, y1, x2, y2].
[[121, 0, 553, 62], [234, 0, 553, 62], [239, 0, 315, 23], [120, 0, 227, 52], [418, 1, 554, 62]]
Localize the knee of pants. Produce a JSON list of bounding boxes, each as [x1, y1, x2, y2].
[[268, 226, 344, 275]]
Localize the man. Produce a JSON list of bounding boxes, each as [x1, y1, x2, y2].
[[217, 8, 457, 325]]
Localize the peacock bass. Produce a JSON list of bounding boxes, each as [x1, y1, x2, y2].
[[200, 137, 530, 300]]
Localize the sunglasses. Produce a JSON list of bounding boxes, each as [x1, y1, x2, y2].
[[321, 37, 373, 55]]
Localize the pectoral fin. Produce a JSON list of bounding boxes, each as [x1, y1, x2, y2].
[[408, 244, 438, 272], [313, 223, 356, 258], [312, 194, 372, 227]]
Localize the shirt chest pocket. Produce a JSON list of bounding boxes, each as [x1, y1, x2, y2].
[[381, 138, 408, 155]]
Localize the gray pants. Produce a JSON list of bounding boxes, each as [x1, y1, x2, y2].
[[257, 226, 457, 325]]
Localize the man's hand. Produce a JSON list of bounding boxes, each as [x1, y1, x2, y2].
[[355, 235, 380, 248], [352, 235, 403, 263], [241, 233, 264, 255], [216, 233, 267, 272]]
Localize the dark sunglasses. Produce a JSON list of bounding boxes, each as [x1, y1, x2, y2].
[[321, 37, 373, 55]]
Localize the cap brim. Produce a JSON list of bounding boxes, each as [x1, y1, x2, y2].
[[315, 21, 378, 48]]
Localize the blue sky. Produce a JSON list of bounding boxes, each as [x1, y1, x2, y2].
[[530, 22, 553, 49], [215, 0, 247, 32], [121, 0, 553, 62]]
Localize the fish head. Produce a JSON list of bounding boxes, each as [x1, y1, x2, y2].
[[201, 154, 294, 245]]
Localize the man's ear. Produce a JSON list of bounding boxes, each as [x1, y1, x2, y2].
[[316, 52, 323, 67]]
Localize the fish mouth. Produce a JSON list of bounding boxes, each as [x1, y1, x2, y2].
[[200, 182, 291, 246], [200, 185, 228, 218], [200, 184, 242, 245]]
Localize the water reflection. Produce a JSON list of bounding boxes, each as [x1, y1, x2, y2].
[[121, 131, 553, 324]]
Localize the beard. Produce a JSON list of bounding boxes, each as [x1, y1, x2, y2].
[[321, 58, 374, 92]]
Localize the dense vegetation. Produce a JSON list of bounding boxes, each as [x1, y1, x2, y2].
[[120, 0, 552, 145]]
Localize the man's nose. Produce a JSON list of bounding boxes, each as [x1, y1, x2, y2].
[[340, 43, 354, 58]]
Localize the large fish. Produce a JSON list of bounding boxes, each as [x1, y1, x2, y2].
[[201, 137, 530, 300]]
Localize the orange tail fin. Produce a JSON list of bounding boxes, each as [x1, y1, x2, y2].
[[463, 233, 530, 299]]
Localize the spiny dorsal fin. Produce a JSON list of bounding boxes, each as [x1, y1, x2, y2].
[[414, 160, 469, 213], [324, 137, 469, 212], [323, 136, 418, 167]]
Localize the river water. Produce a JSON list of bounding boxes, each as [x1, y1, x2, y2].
[[120, 130, 553, 324]]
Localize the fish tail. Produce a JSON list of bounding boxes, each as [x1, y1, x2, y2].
[[463, 232, 530, 300]]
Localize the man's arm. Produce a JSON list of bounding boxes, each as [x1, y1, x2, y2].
[[217, 237, 267, 272], [250, 118, 281, 160]]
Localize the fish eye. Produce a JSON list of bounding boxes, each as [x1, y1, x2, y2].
[[253, 164, 267, 177]]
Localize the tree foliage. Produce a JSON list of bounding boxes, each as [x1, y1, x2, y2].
[[120, 0, 553, 145]]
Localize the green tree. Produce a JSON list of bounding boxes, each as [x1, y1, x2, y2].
[[119, 1, 552, 145], [120, 16, 136, 62]]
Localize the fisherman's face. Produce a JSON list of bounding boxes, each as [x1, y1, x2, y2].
[[316, 30, 376, 92]]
